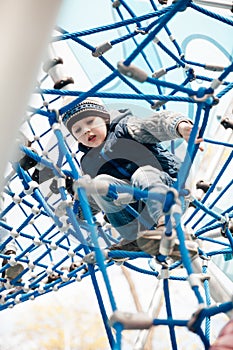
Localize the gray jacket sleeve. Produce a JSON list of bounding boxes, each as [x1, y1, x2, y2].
[[127, 110, 192, 143]]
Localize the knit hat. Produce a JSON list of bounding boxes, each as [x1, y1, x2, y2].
[[62, 98, 110, 134]]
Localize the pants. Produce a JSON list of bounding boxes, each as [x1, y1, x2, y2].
[[91, 165, 175, 241]]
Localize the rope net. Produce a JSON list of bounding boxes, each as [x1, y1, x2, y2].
[[0, 1, 233, 349]]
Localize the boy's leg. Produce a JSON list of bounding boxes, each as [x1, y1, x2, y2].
[[90, 168, 198, 259], [131, 165, 172, 225], [132, 165, 198, 259], [90, 167, 172, 243], [91, 174, 151, 242]]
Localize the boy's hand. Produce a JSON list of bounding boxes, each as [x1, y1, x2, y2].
[[177, 121, 204, 151]]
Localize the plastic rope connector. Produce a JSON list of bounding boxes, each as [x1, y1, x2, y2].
[[76, 274, 83, 282], [31, 206, 40, 215], [61, 271, 69, 282], [50, 242, 58, 250], [59, 215, 70, 232], [38, 283, 46, 294], [159, 234, 177, 257], [152, 68, 167, 78], [29, 219, 35, 225], [83, 251, 97, 264], [67, 249, 75, 257], [57, 177, 66, 189], [46, 264, 54, 275], [134, 27, 148, 35], [158, 267, 170, 279], [196, 180, 211, 193], [28, 260, 35, 270], [151, 100, 166, 110], [109, 311, 153, 330], [10, 230, 19, 238], [43, 56, 63, 73], [83, 250, 108, 264], [191, 92, 213, 102], [112, 0, 121, 8], [8, 255, 17, 267], [117, 61, 148, 82], [169, 34, 175, 42], [55, 201, 69, 216], [43, 57, 74, 89], [12, 195, 21, 204], [221, 213, 230, 237], [42, 150, 48, 157], [113, 192, 134, 206], [14, 295, 22, 304], [24, 181, 38, 195], [23, 283, 30, 293], [52, 122, 61, 131], [187, 305, 205, 333], [221, 117, 233, 130], [210, 78, 222, 90], [199, 273, 211, 282], [92, 42, 112, 57], [188, 273, 201, 288], [73, 176, 109, 196], [200, 255, 210, 266], [0, 295, 6, 304], [35, 162, 44, 171], [163, 188, 180, 214], [33, 237, 42, 246], [205, 64, 224, 72], [153, 36, 160, 44], [172, 202, 182, 215]]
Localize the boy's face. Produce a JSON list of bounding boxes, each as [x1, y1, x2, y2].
[[71, 116, 107, 147]]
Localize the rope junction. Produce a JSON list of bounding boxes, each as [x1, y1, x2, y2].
[[0, 1, 232, 349]]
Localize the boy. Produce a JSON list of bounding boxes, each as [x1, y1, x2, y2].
[[62, 98, 200, 261]]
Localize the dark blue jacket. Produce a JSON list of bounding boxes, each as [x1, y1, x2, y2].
[[79, 109, 181, 181]]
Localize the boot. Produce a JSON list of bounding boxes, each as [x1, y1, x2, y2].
[[137, 218, 198, 261], [108, 238, 142, 252]]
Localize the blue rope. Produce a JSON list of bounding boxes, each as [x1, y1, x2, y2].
[[164, 278, 178, 350]]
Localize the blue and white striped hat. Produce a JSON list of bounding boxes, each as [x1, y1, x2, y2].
[[62, 98, 110, 133]]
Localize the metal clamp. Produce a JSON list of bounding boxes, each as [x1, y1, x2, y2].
[[187, 305, 205, 332], [221, 213, 230, 238], [151, 100, 167, 110], [163, 188, 180, 214], [205, 64, 224, 72], [191, 93, 213, 102], [109, 310, 153, 330], [134, 27, 148, 35], [24, 181, 38, 195], [112, 0, 121, 8], [83, 250, 108, 264], [117, 61, 148, 82], [92, 41, 112, 57], [152, 68, 167, 79], [73, 176, 110, 196]]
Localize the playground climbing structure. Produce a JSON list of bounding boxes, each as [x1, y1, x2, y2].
[[0, 1, 233, 349]]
